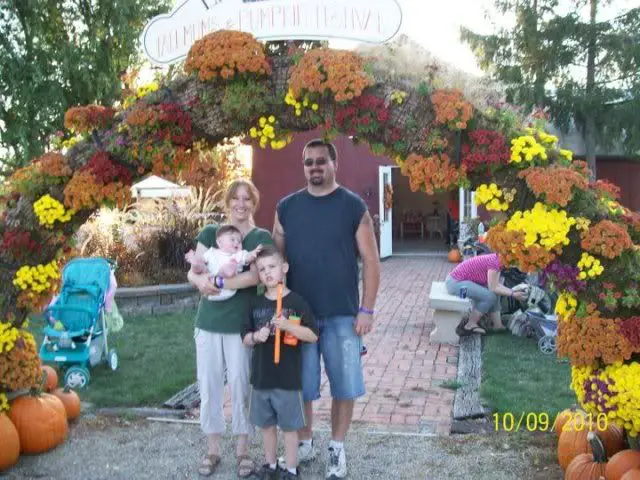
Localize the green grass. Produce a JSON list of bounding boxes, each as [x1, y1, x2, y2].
[[480, 334, 575, 418], [31, 310, 197, 407]]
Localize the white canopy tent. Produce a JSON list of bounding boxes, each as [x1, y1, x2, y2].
[[130, 175, 191, 199]]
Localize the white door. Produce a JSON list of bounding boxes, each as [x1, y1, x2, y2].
[[458, 187, 478, 247], [379, 166, 393, 258]]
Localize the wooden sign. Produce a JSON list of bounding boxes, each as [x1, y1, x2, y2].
[[141, 0, 403, 65]]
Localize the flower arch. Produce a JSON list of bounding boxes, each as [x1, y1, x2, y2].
[[1, 31, 640, 439]]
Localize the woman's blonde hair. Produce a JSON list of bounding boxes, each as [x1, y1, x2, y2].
[[224, 178, 260, 214]]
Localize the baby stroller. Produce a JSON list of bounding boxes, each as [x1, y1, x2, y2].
[[40, 257, 119, 389], [527, 311, 558, 355]]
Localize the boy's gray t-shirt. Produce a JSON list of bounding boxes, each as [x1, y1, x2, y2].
[[276, 186, 367, 318]]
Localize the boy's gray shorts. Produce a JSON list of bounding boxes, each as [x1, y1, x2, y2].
[[249, 387, 306, 431]]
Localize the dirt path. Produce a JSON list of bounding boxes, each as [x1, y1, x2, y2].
[[5, 416, 562, 479]]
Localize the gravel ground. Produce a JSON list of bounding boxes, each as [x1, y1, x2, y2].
[[5, 416, 562, 480]]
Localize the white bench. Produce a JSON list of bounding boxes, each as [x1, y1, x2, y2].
[[429, 281, 470, 345]]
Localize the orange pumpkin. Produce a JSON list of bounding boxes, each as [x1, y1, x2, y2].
[[565, 432, 608, 480], [553, 406, 585, 438], [52, 387, 81, 421], [41, 365, 58, 392], [621, 469, 640, 480], [447, 248, 462, 263], [606, 450, 640, 480], [0, 413, 20, 471], [558, 418, 625, 471], [8, 393, 68, 454]]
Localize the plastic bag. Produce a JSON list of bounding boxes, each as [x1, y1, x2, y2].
[[105, 301, 124, 333]]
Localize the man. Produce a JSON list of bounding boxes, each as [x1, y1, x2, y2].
[[272, 139, 380, 479]]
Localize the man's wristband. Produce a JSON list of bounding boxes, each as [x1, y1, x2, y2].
[[214, 276, 224, 289], [359, 306, 374, 315]]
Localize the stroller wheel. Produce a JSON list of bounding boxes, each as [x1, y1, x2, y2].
[[107, 349, 119, 371], [538, 336, 556, 355], [65, 366, 90, 389]]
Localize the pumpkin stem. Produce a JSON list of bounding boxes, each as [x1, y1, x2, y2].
[[38, 368, 48, 394], [587, 431, 607, 463]]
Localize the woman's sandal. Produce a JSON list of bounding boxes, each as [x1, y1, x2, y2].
[[457, 323, 486, 336], [237, 455, 255, 478], [198, 454, 221, 477]]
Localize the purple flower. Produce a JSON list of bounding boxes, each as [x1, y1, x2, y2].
[[116, 136, 126, 146], [542, 260, 586, 293]]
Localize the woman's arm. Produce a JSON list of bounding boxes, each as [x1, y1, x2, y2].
[[220, 262, 260, 290], [187, 242, 220, 297], [487, 269, 527, 301]]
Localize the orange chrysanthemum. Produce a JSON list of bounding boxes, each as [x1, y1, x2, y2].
[[485, 222, 557, 272], [288, 49, 373, 102], [399, 152, 466, 195], [184, 30, 271, 82], [430, 89, 473, 130], [581, 220, 633, 259], [519, 165, 588, 207], [64, 105, 115, 133]]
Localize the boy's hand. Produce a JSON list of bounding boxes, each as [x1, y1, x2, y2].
[[273, 315, 290, 331], [253, 326, 270, 343]]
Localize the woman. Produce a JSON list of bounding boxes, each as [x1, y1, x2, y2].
[[188, 179, 273, 477], [445, 253, 527, 335]]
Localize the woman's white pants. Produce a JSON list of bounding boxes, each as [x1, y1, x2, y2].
[[195, 328, 251, 435]]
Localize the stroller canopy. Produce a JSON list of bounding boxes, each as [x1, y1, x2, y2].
[[48, 257, 113, 332]]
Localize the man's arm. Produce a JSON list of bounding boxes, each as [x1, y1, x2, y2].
[[354, 211, 380, 334], [272, 211, 286, 256]]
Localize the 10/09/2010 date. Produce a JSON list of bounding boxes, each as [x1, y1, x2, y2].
[[493, 412, 608, 432]]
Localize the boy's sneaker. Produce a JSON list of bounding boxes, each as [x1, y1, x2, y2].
[[279, 468, 299, 479], [258, 464, 279, 480], [278, 440, 316, 468], [325, 446, 347, 479]]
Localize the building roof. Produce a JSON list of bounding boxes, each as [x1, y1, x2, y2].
[[130, 175, 191, 198]]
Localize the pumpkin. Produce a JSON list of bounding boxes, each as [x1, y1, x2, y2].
[[621, 469, 640, 480], [565, 432, 608, 480], [553, 406, 586, 438], [447, 248, 462, 263], [52, 387, 81, 421], [558, 418, 625, 471], [8, 393, 68, 454], [0, 413, 20, 471], [41, 365, 58, 392], [606, 450, 640, 480]]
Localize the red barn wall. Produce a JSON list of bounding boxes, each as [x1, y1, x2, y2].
[[596, 158, 640, 212], [251, 130, 393, 231]]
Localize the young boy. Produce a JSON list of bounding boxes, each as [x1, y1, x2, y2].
[[185, 224, 262, 301], [241, 245, 318, 479]]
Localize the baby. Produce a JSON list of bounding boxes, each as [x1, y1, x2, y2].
[[185, 224, 262, 301]]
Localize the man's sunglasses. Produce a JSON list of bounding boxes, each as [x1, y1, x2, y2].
[[303, 157, 328, 167]]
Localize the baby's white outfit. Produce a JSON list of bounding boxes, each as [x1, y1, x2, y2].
[[202, 248, 251, 301]]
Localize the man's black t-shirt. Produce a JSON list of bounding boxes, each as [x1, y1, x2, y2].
[[241, 291, 317, 391], [276, 186, 367, 318]]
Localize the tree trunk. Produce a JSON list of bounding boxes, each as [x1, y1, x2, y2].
[[584, 0, 598, 179]]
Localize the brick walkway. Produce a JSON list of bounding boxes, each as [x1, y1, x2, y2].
[[221, 257, 457, 435], [314, 257, 457, 435]]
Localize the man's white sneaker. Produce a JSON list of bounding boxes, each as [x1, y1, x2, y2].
[[325, 446, 347, 479], [278, 440, 317, 469]]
